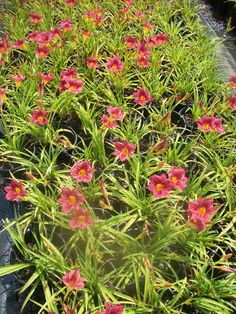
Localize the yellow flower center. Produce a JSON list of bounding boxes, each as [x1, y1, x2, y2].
[[171, 176, 178, 184], [69, 195, 77, 204], [156, 183, 164, 192], [203, 123, 210, 130], [140, 95, 146, 102], [69, 85, 76, 92], [79, 169, 86, 177], [112, 64, 118, 71], [77, 215, 86, 222], [37, 115, 44, 122], [198, 207, 206, 216], [121, 147, 129, 155], [15, 187, 21, 194]]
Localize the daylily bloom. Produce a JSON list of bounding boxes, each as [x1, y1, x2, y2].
[[133, 87, 152, 106], [101, 115, 118, 128], [86, 56, 99, 69], [137, 56, 150, 68], [36, 45, 50, 58], [102, 106, 124, 128], [137, 41, 151, 57], [4, 179, 27, 201], [84, 9, 103, 25], [69, 207, 94, 229], [187, 197, 216, 230], [60, 19, 73, 31], [29, 13, 43, 24], [61, 68, 77, 79], [12, 73, 25, 88], [81, 29, 92, 40], [30, 109, 49, 125], [147, 174, 173, 198], [134, 10, 145, 19], [0, 40, 10, 54], [143, 22, 155, 31], [113, 140, 136, 161], [64, 0, 78, 5], [197, 116, 225, 134], [50, 27, 62, 39], [146, 36, 158, 48], [58, 188, 85, 213], [107, 106, 125, 120], [124, 0, 134, 4], [70, 160, 95, 182], [29, 31, 53, 45], [227, 95, 236, 110], [39, 72, 54, 85], [62, 269, 85, 290], [228, 74, 236, 88], [154, 33, 169, 45], [106, 56, 124, 73], [125, 36, 138, 49], [168, 167, 188, 190], [13, 38, 25, 49], [0, 86, 7, 104], [97, 303, 124, 314], [62, 78, 84, 94]]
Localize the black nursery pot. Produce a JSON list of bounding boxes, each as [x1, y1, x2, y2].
[[171, 110, 187, 136]]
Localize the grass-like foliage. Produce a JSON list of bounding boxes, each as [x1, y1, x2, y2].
[[0, 0, 235, 313]]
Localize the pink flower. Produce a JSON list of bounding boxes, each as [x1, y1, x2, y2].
[[0, 40, 11, 55], [58, 188, 85, 213], [106, 56, 124, 73], [69, 208, 94, 229], [187, 197, 217, 230], [227, 96, 236, 110], [137, 41, 151, 57], [39, 72, 54, 85], [154, 34, 169, 45], [125, 36, 138, 49], [107, 106, 125, 120], [168, 167, 188, 190], [197, 116, 225, 134], [30, 109, 49, 125], [70, 161, 95, 182], [124, 0, 134, 4], [133, 87, 152, 106], [50, 27, 62, 39], [62, 269, 85, 290], [228, 75, 236, 88], [12, 73, 25, 88], [13, 38, 25, 49], [36, 45, 50, 59], [62, 78, 84, 94], [86, 56, 99, 69], [60, 19, 73, 31], [137, 56, 150, 68], [61, 68, 77, 79], [0, 86, 7, 103], [4, 179, 27, 201], [147, 174, 173, 198], [101, 114, 118, 129], [97, 303, 124, 314], [29, 31, 53, 45], [146, 36, 158, 48], [113, 140, 136, 161], [135, 10, 145, 19], [29, 13, 43, 24], [143, 22, 155, 31], [64, 0, 78, 5]]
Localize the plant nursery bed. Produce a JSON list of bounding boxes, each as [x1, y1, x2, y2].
[[0, 0, 235, 313]]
